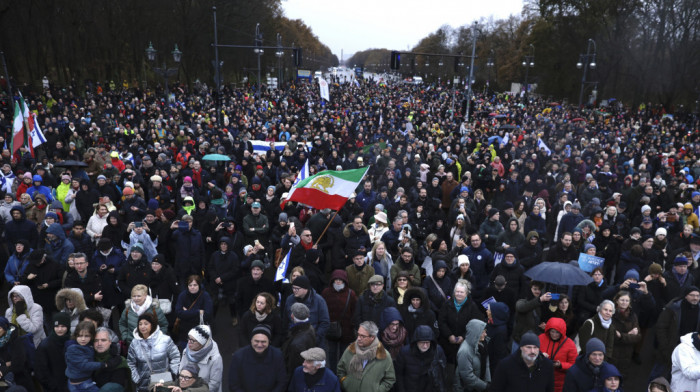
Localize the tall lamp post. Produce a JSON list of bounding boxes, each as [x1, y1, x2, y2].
[[276, 33, 284, 88], [485, 49, 495, 96], [254, 23, 263, 96], [464, 21, 478, 122], [522, 44, 535, 102], [145, 42, 182, 107], [577, 38, 597, 108]]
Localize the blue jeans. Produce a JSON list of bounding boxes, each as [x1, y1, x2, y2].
[[68, 380, 100, 392], [99, 382, 125, 392]]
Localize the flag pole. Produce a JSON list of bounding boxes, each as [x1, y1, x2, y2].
[[314, 209, 340, 247]]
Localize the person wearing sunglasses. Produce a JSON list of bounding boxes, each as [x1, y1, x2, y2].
[[150, 363, 207, 392]]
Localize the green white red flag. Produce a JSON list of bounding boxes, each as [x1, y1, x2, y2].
[[284, 166, 369, 211]]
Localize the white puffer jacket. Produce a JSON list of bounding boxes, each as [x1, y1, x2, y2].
[[4, 285, 46, 347], [179, 339, 224, 392], [127, 327, 181, 389], [671, 332, 700, 392]]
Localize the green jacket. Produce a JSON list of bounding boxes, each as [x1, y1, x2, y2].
[[346, 264, 375, 297], [337, 341, 395, 392], [118, 302, 169, 344]]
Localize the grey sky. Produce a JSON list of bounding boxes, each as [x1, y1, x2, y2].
[[282, 0, 525, 61]]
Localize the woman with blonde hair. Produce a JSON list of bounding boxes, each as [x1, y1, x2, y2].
[[367, 241, 394, 289], [237, 292, 284, 347], [118, 284, 168, 344]]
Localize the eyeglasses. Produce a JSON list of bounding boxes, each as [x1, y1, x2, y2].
[[178, 375, 193, 381], [397, 278, 408, 282], [357, 333, 372, 339], [187, 338, 199, 344], [292, 286, 304, 291]]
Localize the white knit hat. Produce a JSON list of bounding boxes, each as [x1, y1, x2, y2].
[[188, 325, 211, 346]]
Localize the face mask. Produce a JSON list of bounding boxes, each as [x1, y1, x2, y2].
[[333, 282, 345, 292]]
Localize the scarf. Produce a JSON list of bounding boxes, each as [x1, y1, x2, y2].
[[598, 313, 612, 329], [186, 339, 214, 363], [11, 310, 29, 336], [191, 168, 202, 187], [182, 203, 195, 216], [0, 326, 15, 348], [674, 270, 688, 286], [48, 330, 70, 346], [131, 295, 154, 316], [254, 311, 268, 322], [454, 297, 467, 312], [396, 287, 406, 305], [381, 326, 407, 358], [95, 349, 128, 369], [301, 241, 314, 251], [304, 367, 326, 388], [348, 338, 379, 378]]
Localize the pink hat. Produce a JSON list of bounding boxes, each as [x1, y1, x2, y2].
[[23, 172, 32, 179], [184, 176, 192, 183]]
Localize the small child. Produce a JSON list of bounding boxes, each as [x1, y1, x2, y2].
[[65, 321, 118, 392]]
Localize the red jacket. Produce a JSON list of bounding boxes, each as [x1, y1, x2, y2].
[[538, 317, 578, 392]]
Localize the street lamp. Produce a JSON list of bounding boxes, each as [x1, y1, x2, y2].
[[577, 38, 597, 108], [522, 44, 535, 102], [275, 33, 284, 88], [486, 49, 495, 96], [145, 42, 182, 108], [254, 23, 263, 96]]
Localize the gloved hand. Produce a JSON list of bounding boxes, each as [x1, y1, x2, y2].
[[104, 356, 122, 370], [13, 300, 26, 315]]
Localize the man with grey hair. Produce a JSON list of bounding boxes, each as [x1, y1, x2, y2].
[[288, 347, 341, 392], [337, 321, 395, 392], [93, 327, 129, 391], [283, 303, 317, 381]]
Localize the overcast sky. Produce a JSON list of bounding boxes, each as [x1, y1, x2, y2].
[[282, 0, 525, 61]]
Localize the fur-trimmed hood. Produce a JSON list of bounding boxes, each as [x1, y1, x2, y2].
[[347, 340, 388, 360], [343, 222, 369, 237], [55, 287, 87, 312]]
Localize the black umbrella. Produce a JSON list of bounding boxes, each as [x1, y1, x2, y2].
[[524, 262, 593, 286], [498, 124, 516, 130], [54, 160, 88, 167]]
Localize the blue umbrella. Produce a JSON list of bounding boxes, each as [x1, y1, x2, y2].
[[524, 262, 593, 286], [202, 154, 231, 162]]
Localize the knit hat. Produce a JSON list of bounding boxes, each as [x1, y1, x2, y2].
[[292, 275, 311, 290], [152, 254, 165, 265], [53, 313, 71, 328], [130, 242, 144, 255], [586, 337, 606, 355], [45, 212, 58, 220], [674, 255, 689, 265], [188, 325, 211, 346], [682, 286, 700, 298], [98, 238, 113, 252], [368, 275, 384, 285], [503, 248, 516, 257], [641, 205, 651, 213], [279, 212, 288, 222], [250, 260, 265, 271], [571, 202, 581, 210], [300, 347, 326, 361], [648, 263, 663, 275], [122, 187, 134, 196], [251, 324, 272, 340], [457, 255, 470, 267], [520, 332, 540, 348], [180, 363, 199, 378], [291, 303, 310, 320], [583, 243, 596, 252], [0, 317, 9, 331], [137, 313, 155, 329], [150, 175, 162, 183], [655, 228, 667, 237], [488, 208, 500, 218], [623, 269, 639, 281]]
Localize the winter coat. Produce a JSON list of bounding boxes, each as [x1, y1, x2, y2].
[[455, 319, 490, 392], [179, 340, 224, 392], [538, 317, 577, 392], [438, 298, 486, 363], [422, 260, 453, 313], [490, 258, 528, 298], [283, 289, 331, 339], [64, 340, 103, 380], [235, 275, 275, 318], [0, 326, 36, 392], [610, 308, 641, 374], [5, 205, 38, 248], [346, 264, 375, 297], [390, 260, 421, 287], [174, 287, 214, 343], [353, 290, 396, 328], [399, 287, 438, 339], [461, 244, 493, 301], [127, 327, 181, 390], [670, 332, 700, 392], [118, 298, 169, 343], [169, 227, 205, 281], [64, 269, 103, 308], [93, 248, 126, 308], [577, 315, 616, 363], [55, 288, 87, 332], [486, 302, 510, 373], [45, 222, 75, 265], [207, 247, 239, 297], [19, 255, 62, 314], [86, 212, 108, 239], [283, 322, 317, 379], [35, 334, 68, 392], [117, 257, 152, 296], [4, 241, 32, 284], [490, 350, 555, 392], [495, 218, 525, 253], [524, 213, 547, 242], [336, 341, 396, 392], [343, 223, 371, 252], [288, 366, 341, 392], [576, 281, 608, 321], [238, 309, 285, 347], [229, 345, 286, 392], [5, 285, 46, 347], [395, 325, 447, 392], [562, 354, 606, 392], [321, 269, 358, 344], [656, 298, 700, 371], [513, 294, 544, 344], [150, 263, 180, 303], [517, 233, 543, 269]]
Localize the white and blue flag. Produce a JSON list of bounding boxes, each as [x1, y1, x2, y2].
[[275, 249, 292, 282]]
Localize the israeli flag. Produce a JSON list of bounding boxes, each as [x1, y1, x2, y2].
[[537, 138, 551, 156], [275, 249, 292, 282], [250, 140, 312, 154]]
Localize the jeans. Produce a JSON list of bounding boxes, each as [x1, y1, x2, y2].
[[68, 380, 100, 392]]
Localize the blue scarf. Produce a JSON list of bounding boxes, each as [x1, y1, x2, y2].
[[454, 297, 467, 312]]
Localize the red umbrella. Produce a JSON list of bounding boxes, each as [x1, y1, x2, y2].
[[549, 102, 561, 106], [572, 117, 585, 122]]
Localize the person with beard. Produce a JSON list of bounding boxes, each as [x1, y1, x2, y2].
[[538, 317, 577, 392], [35, 313, 71, 392], [207, 237, 239, 323], [229, 324, 286, 392], [653, 285, 700, 381], [562, 338, 608, 392], [547, 232, 578, 264], [491, 332, 554, 392], [455, 319, 490, 391], [5, 205, 38, 248], [395, 326, 446, 392], [390, 248, 421, 288]]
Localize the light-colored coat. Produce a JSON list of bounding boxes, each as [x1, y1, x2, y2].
[[5, 285, 46, 347], [671, 332, 700, 392], [455, 319, 490, 392], [127, 327, 181, 390], [179, 340, 224, 392]]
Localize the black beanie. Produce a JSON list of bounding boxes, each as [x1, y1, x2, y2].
[[292, 275, 311, 290]]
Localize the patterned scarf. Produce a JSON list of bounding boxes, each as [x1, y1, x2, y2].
[[381, 325, 407, 358], [348, 338, 379, 379]]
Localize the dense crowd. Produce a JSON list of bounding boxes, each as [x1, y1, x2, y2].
[[0, 76, 697, 392]]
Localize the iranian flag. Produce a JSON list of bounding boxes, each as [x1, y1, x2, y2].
[[285, 166, 369, 211], [11, 101, 24, 161]]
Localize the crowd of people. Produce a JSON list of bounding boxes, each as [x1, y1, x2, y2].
[[0, 74, 697, 392]]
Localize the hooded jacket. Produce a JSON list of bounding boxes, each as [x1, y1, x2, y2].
[[455, 319, 490, 391], [538, 318, 577, 392], [5, 205, 38, 248], [517, 231, 543, 269], [55, 288, 87, 332], [486, 301, 510, 372], [127, 327, 181, 390], [422, 260, 453, 313], [45, 222, 75, 266], [321, 269, 358, 343], [495, 218, 525, 253], [671, 332, 700, 392], [5, 285, 46, 347], [399, 287, 438, 339], [4, 239, 32, 284], [395, 325, 447, 392]]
